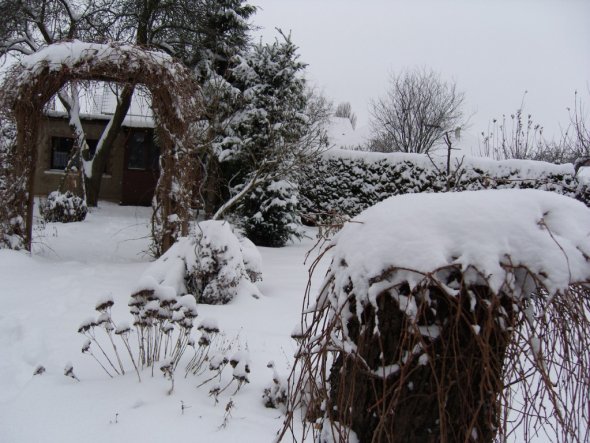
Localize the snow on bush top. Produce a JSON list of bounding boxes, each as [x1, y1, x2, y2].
[[330, 189, 590, 298], [136, 220, 262, 305], [325, 147, 574, 176]]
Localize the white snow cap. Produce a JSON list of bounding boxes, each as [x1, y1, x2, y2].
[[21, 40, 171, 72], [331, 189, 590, 296]]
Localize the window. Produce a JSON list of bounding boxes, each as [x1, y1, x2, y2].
[[50, 137, 99, 170], [126, 130, 159, 171]]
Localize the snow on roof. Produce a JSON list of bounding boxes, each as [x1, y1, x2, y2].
[[330, 189, 590, 298], [45, 109, 154, 128], [322, 147, 575, 176], [327, 117, 368, 149]]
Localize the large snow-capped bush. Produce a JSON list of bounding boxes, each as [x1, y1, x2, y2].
[[287, 189, 590, 442], [138, 220, 262, 305], [300, 149, 587, 222], [329, 189, 590, 297], [39, 191, 88, 223]]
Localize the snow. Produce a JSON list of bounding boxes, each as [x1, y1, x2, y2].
[[330, 189, 590, 298], [20, 40, 172, 74], [0, 194, 583, 442], [323, 146, 575, 176], [0, 202, 324, 442], [45, 109, 155, 129], [327, 116, 368, 149]]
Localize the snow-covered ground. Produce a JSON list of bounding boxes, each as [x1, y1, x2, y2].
[[0, 195, 584, 442], [0, 202, 326, 442]]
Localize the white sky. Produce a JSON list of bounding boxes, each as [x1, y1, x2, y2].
[[252, 0, 590, 150]]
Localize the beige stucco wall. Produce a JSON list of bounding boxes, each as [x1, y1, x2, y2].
[[34, 116, 126, 202]]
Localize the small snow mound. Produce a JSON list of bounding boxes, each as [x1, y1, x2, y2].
[[331, 189, 590, 297], [239, 236, 263, 282], [136, 220, 263, 306]]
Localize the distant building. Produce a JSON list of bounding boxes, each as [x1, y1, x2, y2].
[[34, 111, 158, 205]]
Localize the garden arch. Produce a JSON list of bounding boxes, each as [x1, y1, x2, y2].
[[0, 41, 203, 255]]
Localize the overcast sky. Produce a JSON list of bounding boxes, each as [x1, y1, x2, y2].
[[252, 0, 590, 151]]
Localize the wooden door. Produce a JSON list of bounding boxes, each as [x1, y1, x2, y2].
[[121, 129, 159, 206]]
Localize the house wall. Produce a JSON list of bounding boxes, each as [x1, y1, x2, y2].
[[34, 116, 126, 202]]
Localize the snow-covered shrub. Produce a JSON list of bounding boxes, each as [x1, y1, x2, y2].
[[282, 189, 590, 443], [262, 361, 288, 410], [190, 220, 253, 304], [299, 149, 586, 223], [239, 180, 303, 247], [39, 190, 88, 223], [141, 220, 262, 305]]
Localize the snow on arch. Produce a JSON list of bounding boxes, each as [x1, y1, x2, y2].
[[330, 188, 590, 299], [0, 40, 203, 254]]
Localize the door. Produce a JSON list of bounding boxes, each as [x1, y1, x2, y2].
[[121, 129, 159, 206]]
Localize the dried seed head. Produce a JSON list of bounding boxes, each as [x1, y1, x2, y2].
[[115, 324, 131, 335], [180, 318, 193, 329], [64, 363, 79, 381], [81, 340, 91, 353], [198, 334, 211, 347], [209, 356, 228, 371], [95, 297, 114, 312], [77, 318, 97, 333], [96, 312, 110, 326], [197, 318, 220, 334]]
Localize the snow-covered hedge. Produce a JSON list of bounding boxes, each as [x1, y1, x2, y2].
[[138, 220, 262, 305], [39, 190, 88, 223], [300, 149, 586, 221]]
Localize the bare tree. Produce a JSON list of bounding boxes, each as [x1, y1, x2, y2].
[[334, 101, 357, 129], [368, 68, 465, 153]]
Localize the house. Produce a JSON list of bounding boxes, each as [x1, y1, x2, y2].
[[34, 110, 159, 206]]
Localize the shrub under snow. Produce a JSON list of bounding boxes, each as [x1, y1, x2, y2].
[[39, 190, 88, 223], [284, 189, 590, 443], [139, 220, 262, 305], [239, 180, 303, 247]]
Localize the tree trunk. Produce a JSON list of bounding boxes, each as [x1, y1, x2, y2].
[[85, 85, 135, 206], [203, 155, 222, 219]]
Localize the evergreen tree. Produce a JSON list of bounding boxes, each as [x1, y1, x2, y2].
[[211, 32, 319, 245], [220, 32, 309, 168], [239, 180, 302, 247]]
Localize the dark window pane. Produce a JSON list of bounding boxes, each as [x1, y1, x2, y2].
[[51, 137, 75, 169], [127, 131, 148, 170], [50, 137, 100, 170]]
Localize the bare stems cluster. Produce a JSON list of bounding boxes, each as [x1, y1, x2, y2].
[[78, 291, 249, 395], [279, 260, 590, 442]]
